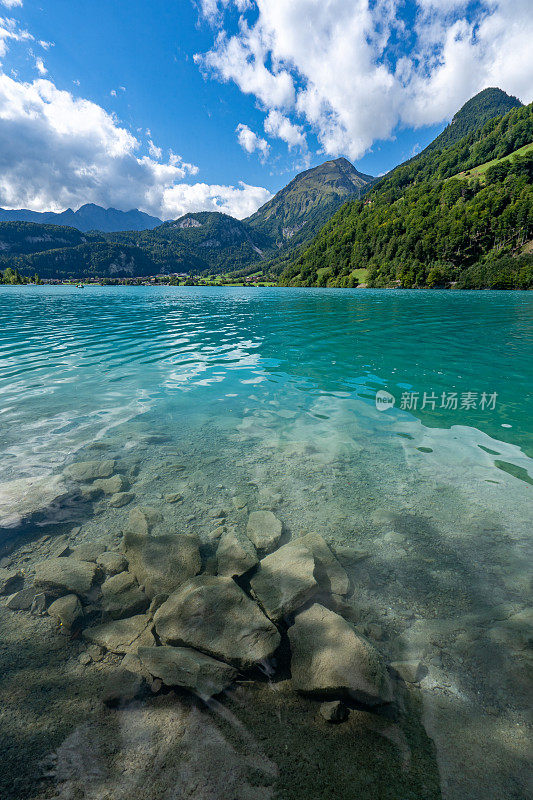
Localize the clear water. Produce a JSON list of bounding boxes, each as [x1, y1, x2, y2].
[[0, 286, 532, 800]]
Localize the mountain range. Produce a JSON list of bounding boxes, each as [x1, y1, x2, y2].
[[0, 87, 531, 287]]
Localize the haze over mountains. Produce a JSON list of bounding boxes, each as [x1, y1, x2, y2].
[[0, 88, 530, 287]]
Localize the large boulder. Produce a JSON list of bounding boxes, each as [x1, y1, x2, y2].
[[82, 613, 154, 654], [138, 645, 237, 698], [0, 474, 68, 529], [288, 603, 392, 706], [246, 511, 282, 553], [64, 460, 116, 482], [33, 558, 96, 596], [298, 533, 350, 596], [216, 529, 258, 578], [122, 514, 201, 599], [153, 575, 281, 669], [101, 571, 149, 619], [250, 539, 319, 621]]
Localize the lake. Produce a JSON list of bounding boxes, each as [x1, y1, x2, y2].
[[0, 286, 531, 800]]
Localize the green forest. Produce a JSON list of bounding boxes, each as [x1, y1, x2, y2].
[[281, 103, 533, 289]]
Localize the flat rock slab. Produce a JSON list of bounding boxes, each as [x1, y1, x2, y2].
[[154, 575, 281, 669], [246, 511, 283, 553], [82, 613, 154, 654], [69, 541, 107, 563], [33, 558, 96, 596], [216, 529, 258, 577], [138, 645, 237, 698], [64, 460, 116, 482], [101, 571, 149, 619], [250, 539, 318, 620], [122, 526, 201, 599], [0, 474, 68, 529], [299, 533, 350, 596], [288, 603, 393, 706]]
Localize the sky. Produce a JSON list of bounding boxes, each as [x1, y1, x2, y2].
[[0, 0, 531, 220]]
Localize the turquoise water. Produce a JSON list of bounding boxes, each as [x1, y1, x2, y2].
[[0, 286, 532, 799]]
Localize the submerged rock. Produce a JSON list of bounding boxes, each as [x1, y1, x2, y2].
[[0, 474, 68, 529], [0, 568, 22, 595], [246, 510, 283, 553], [109, 491, 134, 508], [299, 533, 350, 596], [122, 526, 201, 599], [92, 475, 129, 495], [390, 660, 427, 684], [101, 571, 149, 619], [250, 539, 318, 620], [82, 613, 154, 654], [216, 529, 258, 578], [154, 575, 281, 669], [138, 645, 237, 698], [69, 541, 107, 563], [125, 506, 162, 537], [288, 603, 392, 706], [64, 460, 116, 482], [6, 587, 38, 610], [319, 700, 349, 723], [33, 558, 96, 596], [48, 594, 84, 633], [96, 551, 128, 576]]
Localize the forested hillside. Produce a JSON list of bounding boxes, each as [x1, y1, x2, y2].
[[281, 101, 533, 289]]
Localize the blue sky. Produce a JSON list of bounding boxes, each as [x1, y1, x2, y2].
[[0, 0, 530, 218]]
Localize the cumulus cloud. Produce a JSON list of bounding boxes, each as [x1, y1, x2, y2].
[[196, 0, 533, 160], [0, 73, 271, 219], [236, 122, 270, 160], [264, 109, 306, 150], [34, 56, 46, 75]]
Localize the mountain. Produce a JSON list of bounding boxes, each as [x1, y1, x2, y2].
[[280, 95, 532, 289], [245, 157, 375, 250], [0, 203, 162, 232], [422, 88, 522, 155], [103, 211, 270, 274]]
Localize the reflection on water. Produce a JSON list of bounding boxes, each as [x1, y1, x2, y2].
[[0, 286, 531, 800]]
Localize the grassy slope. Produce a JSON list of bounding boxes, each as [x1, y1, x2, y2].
[[452, 141, 533, 180]]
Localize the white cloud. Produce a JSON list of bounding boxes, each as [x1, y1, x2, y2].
[[0, 73, 271, 219], [264, 109, 306, 150], [0, 16, 32, 59], [110, 89, 117, 96], [148, 139, 162, 160], [1, 1, 23, 9], [236, 122, 270, 160], [196, 0, 533, 160], [34, 56, 46, 75]]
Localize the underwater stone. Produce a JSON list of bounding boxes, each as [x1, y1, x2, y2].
[[96, 551, 128, 576], [92, 475, 129, 495], [299, 533, 350, 596], [138, 645, 237, 698], [122, 528, 201, 599], [0, 474, 68, 529], [125, 506, 163, 537], [48, 594, 84, 633], [216, 529, 258, 578], [69, 541, 107, 563], [288, 603, 393, 706], [33, 558, 96, 597], [109, 491, 134, 508], [64, 460, 116, 482], [82, 613, 154, 654], [319, 700, 349, 723], [6, 587, 37, 610], [390, 660, 426, 684], [246, 510, 283, 553], [101, 571, 149, 619], [250, 539, 318, 621], [102, 668, 143, 706], [154, 575, 281, 669], [0, 568, 22, 595]]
